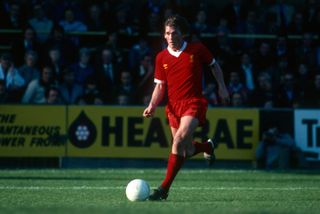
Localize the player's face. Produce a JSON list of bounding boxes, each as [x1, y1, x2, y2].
[[164, 26, 183, 51]]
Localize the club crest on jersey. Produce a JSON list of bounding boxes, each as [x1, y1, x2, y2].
[[190, 55, 194, 63], [163, 64, 168, 70]]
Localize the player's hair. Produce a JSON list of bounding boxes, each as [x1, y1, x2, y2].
[[164, 15, 190, 35]]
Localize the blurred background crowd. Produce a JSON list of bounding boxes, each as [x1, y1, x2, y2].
[[0, 0, 320, 108]]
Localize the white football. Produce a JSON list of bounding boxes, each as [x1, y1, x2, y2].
[[125, 179, 150, 201]]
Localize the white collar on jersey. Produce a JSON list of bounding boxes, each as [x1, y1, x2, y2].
[[167, 41, 187, 57]]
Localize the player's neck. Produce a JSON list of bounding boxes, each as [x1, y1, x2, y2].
[[172, 41, 184, 51], [169, 41, 186, 52], [167, 41, 187, 57]]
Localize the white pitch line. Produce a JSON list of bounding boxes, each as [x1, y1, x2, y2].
[[0, 186, 124, 190], [0, 186, 319, 191]]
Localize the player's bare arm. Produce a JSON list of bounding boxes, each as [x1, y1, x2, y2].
[[143, 83, 166, 118], [210, 62, 230, 104]]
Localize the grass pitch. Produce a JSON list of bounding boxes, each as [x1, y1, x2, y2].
[[0, 168, 319, 213]]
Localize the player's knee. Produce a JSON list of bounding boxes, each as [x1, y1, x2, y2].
[[172, 140, 184, 151], [173, 133, 186, 145]]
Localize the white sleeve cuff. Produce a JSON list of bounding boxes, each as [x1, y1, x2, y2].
[[154, 78, 165, 84], [209, 58, 216, 66]]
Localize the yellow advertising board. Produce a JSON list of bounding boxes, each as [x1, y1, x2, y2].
[[205, 109, 259, 160], [0, 105, 259, 159], [67, 106, 259, 160], [67, 106, 172, 158], [0, 105, 66, 157]]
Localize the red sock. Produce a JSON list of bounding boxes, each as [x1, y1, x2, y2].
[[192, 140, 212, 156], [161, 153, 184, 192]]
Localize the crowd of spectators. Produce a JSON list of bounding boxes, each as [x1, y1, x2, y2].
[[0, 0, 320, 108]]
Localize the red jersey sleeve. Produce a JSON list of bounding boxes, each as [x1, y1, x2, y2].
[[198, 42, 215, 65], [154, 52, 166, 83]]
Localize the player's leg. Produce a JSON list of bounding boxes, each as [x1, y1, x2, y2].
[[148, 126, 179, 200], [191, 139, 216, 157], [149, 116, 198, 201], [163, 116, 198, 188], [171, 115, 198, 155], [186, 98, 217, 165], [192, 138, 217, 166]]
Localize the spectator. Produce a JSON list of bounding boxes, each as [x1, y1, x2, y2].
[[294, 32, 317, 70], [277, 72, 300, 108], [111, 8, 135, 35], [0, 53, 25, 103], [11, 26, 41, 66], [191, 9, 214, 35], [0, 54, 10, 80], [44, 25, 77, 64], [234, 10, 262, 51], [231, 92, 245, 107], [202, 83, 219, 107], [28, 4, 54, 43], [129, 37, 152, 70], [70, 47, 94, 85], [134, 54, 154, 97], [95, 48, 120, 103], [51, 0, 84, 24], [21, 66, 54, 104], [142, 94, 151, 106], [254, 41, 275, 72], [104, 32, 127, 65], [303, 0, 320, 34], [1, 2, 26, 29], [46, 86, 63, 105], [227, 71, 248, 101], [274, 34, 292, 59], [287, 11, 304, 35], [77, 77, 103, 105], [19, 51, 40, 85], [100, 0, 113, 32], [222, 0, 248, 30], [47, 48, 65, 83], [249, 72, 277, 108], [139, 0, 165, 35], [271, 55, 291, 88], [0, 1, 7, 21], [148, 11, 161, 33], [59, 8, 87, 32], [162, 7, 175, 21], [239, 53, 256, 91], [93, 96, 104, 105], [117, 93, 131, 106], [267, 0, 295, 30], [302, 0, 320, 32], [0, 80, 9, 103], [59, 69, 83, 104], [304, 73, 320, 107], [246, 0, 270, 23], [1, 0, 319, 110], [256, 126, 304, 169], [263, 11, 280, 34], [85, 4, 104, 31], [215, 17, 231, 35], [59, 8, 87, 46], [212, 30, 236, 71], [295, 63, 312, 98], [115, 71, 136, 103]]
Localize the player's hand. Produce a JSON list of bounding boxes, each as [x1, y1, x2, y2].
[[218, 86, 230, 105], [143, 105, 155, 118]]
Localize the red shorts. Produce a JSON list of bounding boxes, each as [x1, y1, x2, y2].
[[165, 97, 208, 129]]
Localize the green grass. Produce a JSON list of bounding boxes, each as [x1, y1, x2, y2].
[[0, 169, 320, 213]]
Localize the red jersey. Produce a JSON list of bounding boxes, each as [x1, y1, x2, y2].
[[154, 42, 214, 103]]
